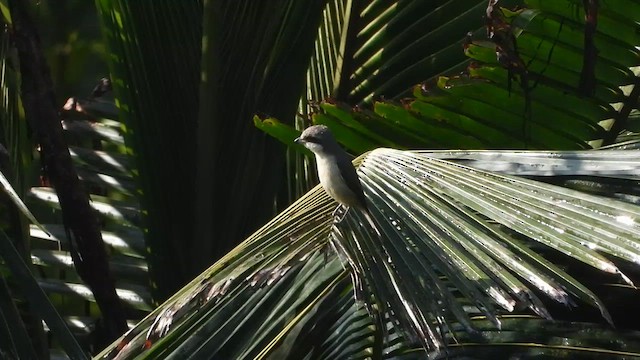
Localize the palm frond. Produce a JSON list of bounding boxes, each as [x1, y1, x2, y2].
[[95, 0, 203, 299], [440, 316, 640, 359], [295, 0, 640, 152], [0, 229, 87, 359], [307, 0, 495, 105], [97, 149, 640, 359], [345, 148, 639, 349], [96, 0, 330, 299]]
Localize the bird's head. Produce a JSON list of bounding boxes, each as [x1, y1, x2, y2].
[[294, 125, 338, 155]]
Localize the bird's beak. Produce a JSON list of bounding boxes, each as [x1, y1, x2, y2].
[[294, 137, 303, 144]]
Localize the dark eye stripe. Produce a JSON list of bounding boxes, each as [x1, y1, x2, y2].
[[304, 136, 320, 143]]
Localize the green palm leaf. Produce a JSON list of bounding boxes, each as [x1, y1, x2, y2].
[[309, 0, 504, 104], [300, 0, 640, 151]]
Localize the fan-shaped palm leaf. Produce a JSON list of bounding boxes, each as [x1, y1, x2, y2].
[[97, 149, 640, 358]]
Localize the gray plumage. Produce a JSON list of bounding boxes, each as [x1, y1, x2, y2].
[[294, 125, 368, 211]]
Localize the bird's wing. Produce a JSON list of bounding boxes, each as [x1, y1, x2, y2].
[[336, 155, 368, 210]]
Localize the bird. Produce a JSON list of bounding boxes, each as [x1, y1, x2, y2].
[[294, 125, 369, 214], [295, 125, 386, 340]]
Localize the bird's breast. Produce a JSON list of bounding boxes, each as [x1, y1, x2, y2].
[[316, 156, 360, 207]]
